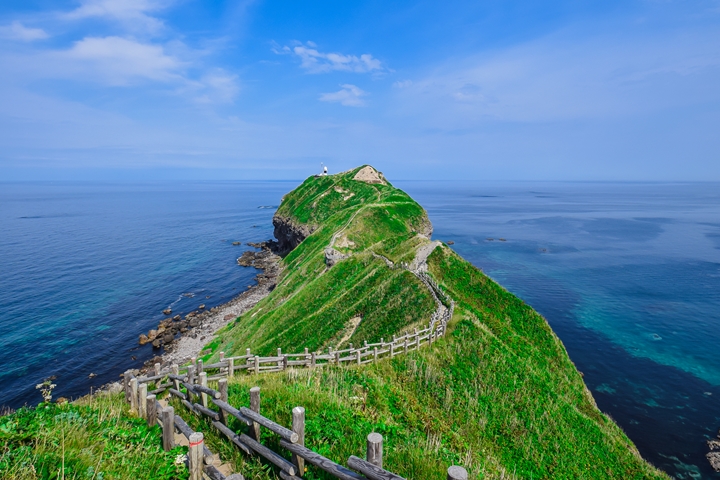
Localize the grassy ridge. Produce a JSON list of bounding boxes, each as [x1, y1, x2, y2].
[[199, 167, 667, 479]]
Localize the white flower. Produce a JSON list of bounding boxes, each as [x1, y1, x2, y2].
[[174, 454, 187, 465]]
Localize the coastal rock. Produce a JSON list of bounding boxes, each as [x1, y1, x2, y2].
[[232, 241, 241, 245], [272, 215, 315, 255], [446, 240, 455, 245], [189, 318, 200, 327], [162, 333, 174, 344], [162, 308, 172, 315], [152, 339, 161, 348], [139, 334, 149, 345], [173, 315, 181, 320], [709, 452, 720, 472]]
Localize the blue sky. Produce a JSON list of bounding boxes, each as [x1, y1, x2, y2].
[[1, 0, 719, 180]]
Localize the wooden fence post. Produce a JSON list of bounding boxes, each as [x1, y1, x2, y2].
[[172, 364, 180, 391], [218, 378, 228, 425], [373, 347, 378, 362], [447, 466, 468, 480], [227, 357, 234, 378], [219, 351, 225, 362], [189, 432, 204, 480], [146, 394, 157, 427], [138, 383, 148, 419], [129, 378, 138, 413], [187, 365, 196, 403], [200, 372, 208, 408], [162, 406, 175, 451], [404, 338, 409, 354], [277, 348, 283, 370], [356, 350, 361, 365], [390, 343, 394, 357], [250, 386, 261, 441], [154, 362, 161, 376], [123, 371, 131, 402], [292, 406, 305, 476], [367, 432, 383, 468], [254, 356, 260, 375], [197, 359, 204, 376], [335, 351, 340, 364], [283, 355, 288, 370], [311, 352, 316, 368]]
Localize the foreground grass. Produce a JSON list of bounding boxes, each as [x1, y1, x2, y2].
[[0, 392, 185, 480]]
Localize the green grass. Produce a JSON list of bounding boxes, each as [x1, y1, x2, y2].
[[194, 166, 668, 479], [0, 393, 185, 479]]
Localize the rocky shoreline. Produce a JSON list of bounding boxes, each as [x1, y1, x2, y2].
[[128, 241, 282, 378]]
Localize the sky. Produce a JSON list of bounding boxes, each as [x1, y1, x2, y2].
[[0, 0, 719, 181]]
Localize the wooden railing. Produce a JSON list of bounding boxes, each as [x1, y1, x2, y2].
[[123, 369, 469, 480]]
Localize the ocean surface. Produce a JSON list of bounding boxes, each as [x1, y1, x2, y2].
[[1, 180, 719, 479]]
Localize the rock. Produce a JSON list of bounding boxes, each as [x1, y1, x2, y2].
[[353, 165, 387, 185], [446, 240, 455, 245], [232, 241, 241, 245], [139, 334, 149, 345], [162, 308, 172, 315], [198, 304, 205, 310], [162, 333, 174, 344], [173, 315, 181, 321], [224, 314, 235, 321], [708, 452, 720, 472], [324, 247, 348, 267], [106, 382, 123, 394], [151, 339, 161, 348], [499, 238, 507, 242], [186, 311, 196, 318], [148, 329, 158, 340], [189, 318, 200, 327], [272, 216, 315, 255], [88, 372, 96, 378]]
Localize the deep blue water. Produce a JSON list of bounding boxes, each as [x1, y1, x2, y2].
[[1, 180, 719, 479]]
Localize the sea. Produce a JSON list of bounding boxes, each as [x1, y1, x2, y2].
[[1, 179, 719, 479]]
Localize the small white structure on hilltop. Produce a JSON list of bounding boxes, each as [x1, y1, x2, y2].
[[320, 163, 328, 176]]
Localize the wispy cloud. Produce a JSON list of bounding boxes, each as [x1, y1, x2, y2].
[[276, 41, 383, 74], [58, 36, 182, 85], [64, 0, 169, 34], [319, 84, 367, 106], [0, 21, 49, 42]]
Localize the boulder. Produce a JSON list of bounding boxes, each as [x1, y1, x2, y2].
[[138, 334, 149, 345], [324, 247, 348, 267], [173, 315, 181, 321], [198, 304, 205, 310], [162, 333, 174, 344], [162, 308, 172, 315]]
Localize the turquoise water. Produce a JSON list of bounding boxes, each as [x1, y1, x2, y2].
[[396, 180, 720, 479], [1, 180, 719, 478]]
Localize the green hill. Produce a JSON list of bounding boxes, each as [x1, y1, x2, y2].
[[199, 166, 667, 479]]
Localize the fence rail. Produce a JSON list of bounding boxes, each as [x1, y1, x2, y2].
[[124, 369, 468, 480], [123, 273, 464, 479]]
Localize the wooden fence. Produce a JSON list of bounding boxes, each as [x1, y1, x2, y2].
[[124, 367, 468, 480]]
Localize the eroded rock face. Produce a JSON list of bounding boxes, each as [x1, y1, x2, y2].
[[324, 247, 348, 267], [353, 166, 387, 185], [273, 215, 315, 255]]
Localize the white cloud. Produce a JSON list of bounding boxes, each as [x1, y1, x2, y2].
[[65, 0, 168, 34], [277, 42, 383, 74], [319, 84, 367, 106], [393, 80, 412, 88], [0, 21, 49, 41], [60, 36, 182, 85]]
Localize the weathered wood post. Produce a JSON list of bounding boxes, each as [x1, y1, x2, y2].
[[404, 338, 409, 354], [311, 352, 316, 368], [335, 351, 340, 364], [218, 378, 228, 425], [304, 348, 309, 367], [200, 372, 208, 408], [197, 359, 204, 376], [187, 365, 196, 403], [129, 378, 138, 413], [172, 364, 180, 391], [390, 342, 394, 357], [162, 406, 175, 451], [138, 383, 148, 419], [373, 347, 378, 362], [292, 406, 305, 476], [253, 356, 260, 375], [188, 432, 204, 480], [277, 348, 283, 369], [367, 432, 383, 468], [227, 357, 234, 378], [250, 386, 261, 441], [154, 362, 161, 376], [447, 466, 468, 480], [146, 394, 157, 427], [123, 370, 131, 402], [356, 350, 361, 365], [219, 351, 225, 362], [282, 354, 288, 370]]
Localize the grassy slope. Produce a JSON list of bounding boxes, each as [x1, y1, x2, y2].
[[209, 167, 436, 357], [192, 166, 667, 479], [0, 393, 185, 479]]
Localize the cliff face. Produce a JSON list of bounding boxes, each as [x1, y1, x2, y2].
[[272, 215, 315, 256]]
